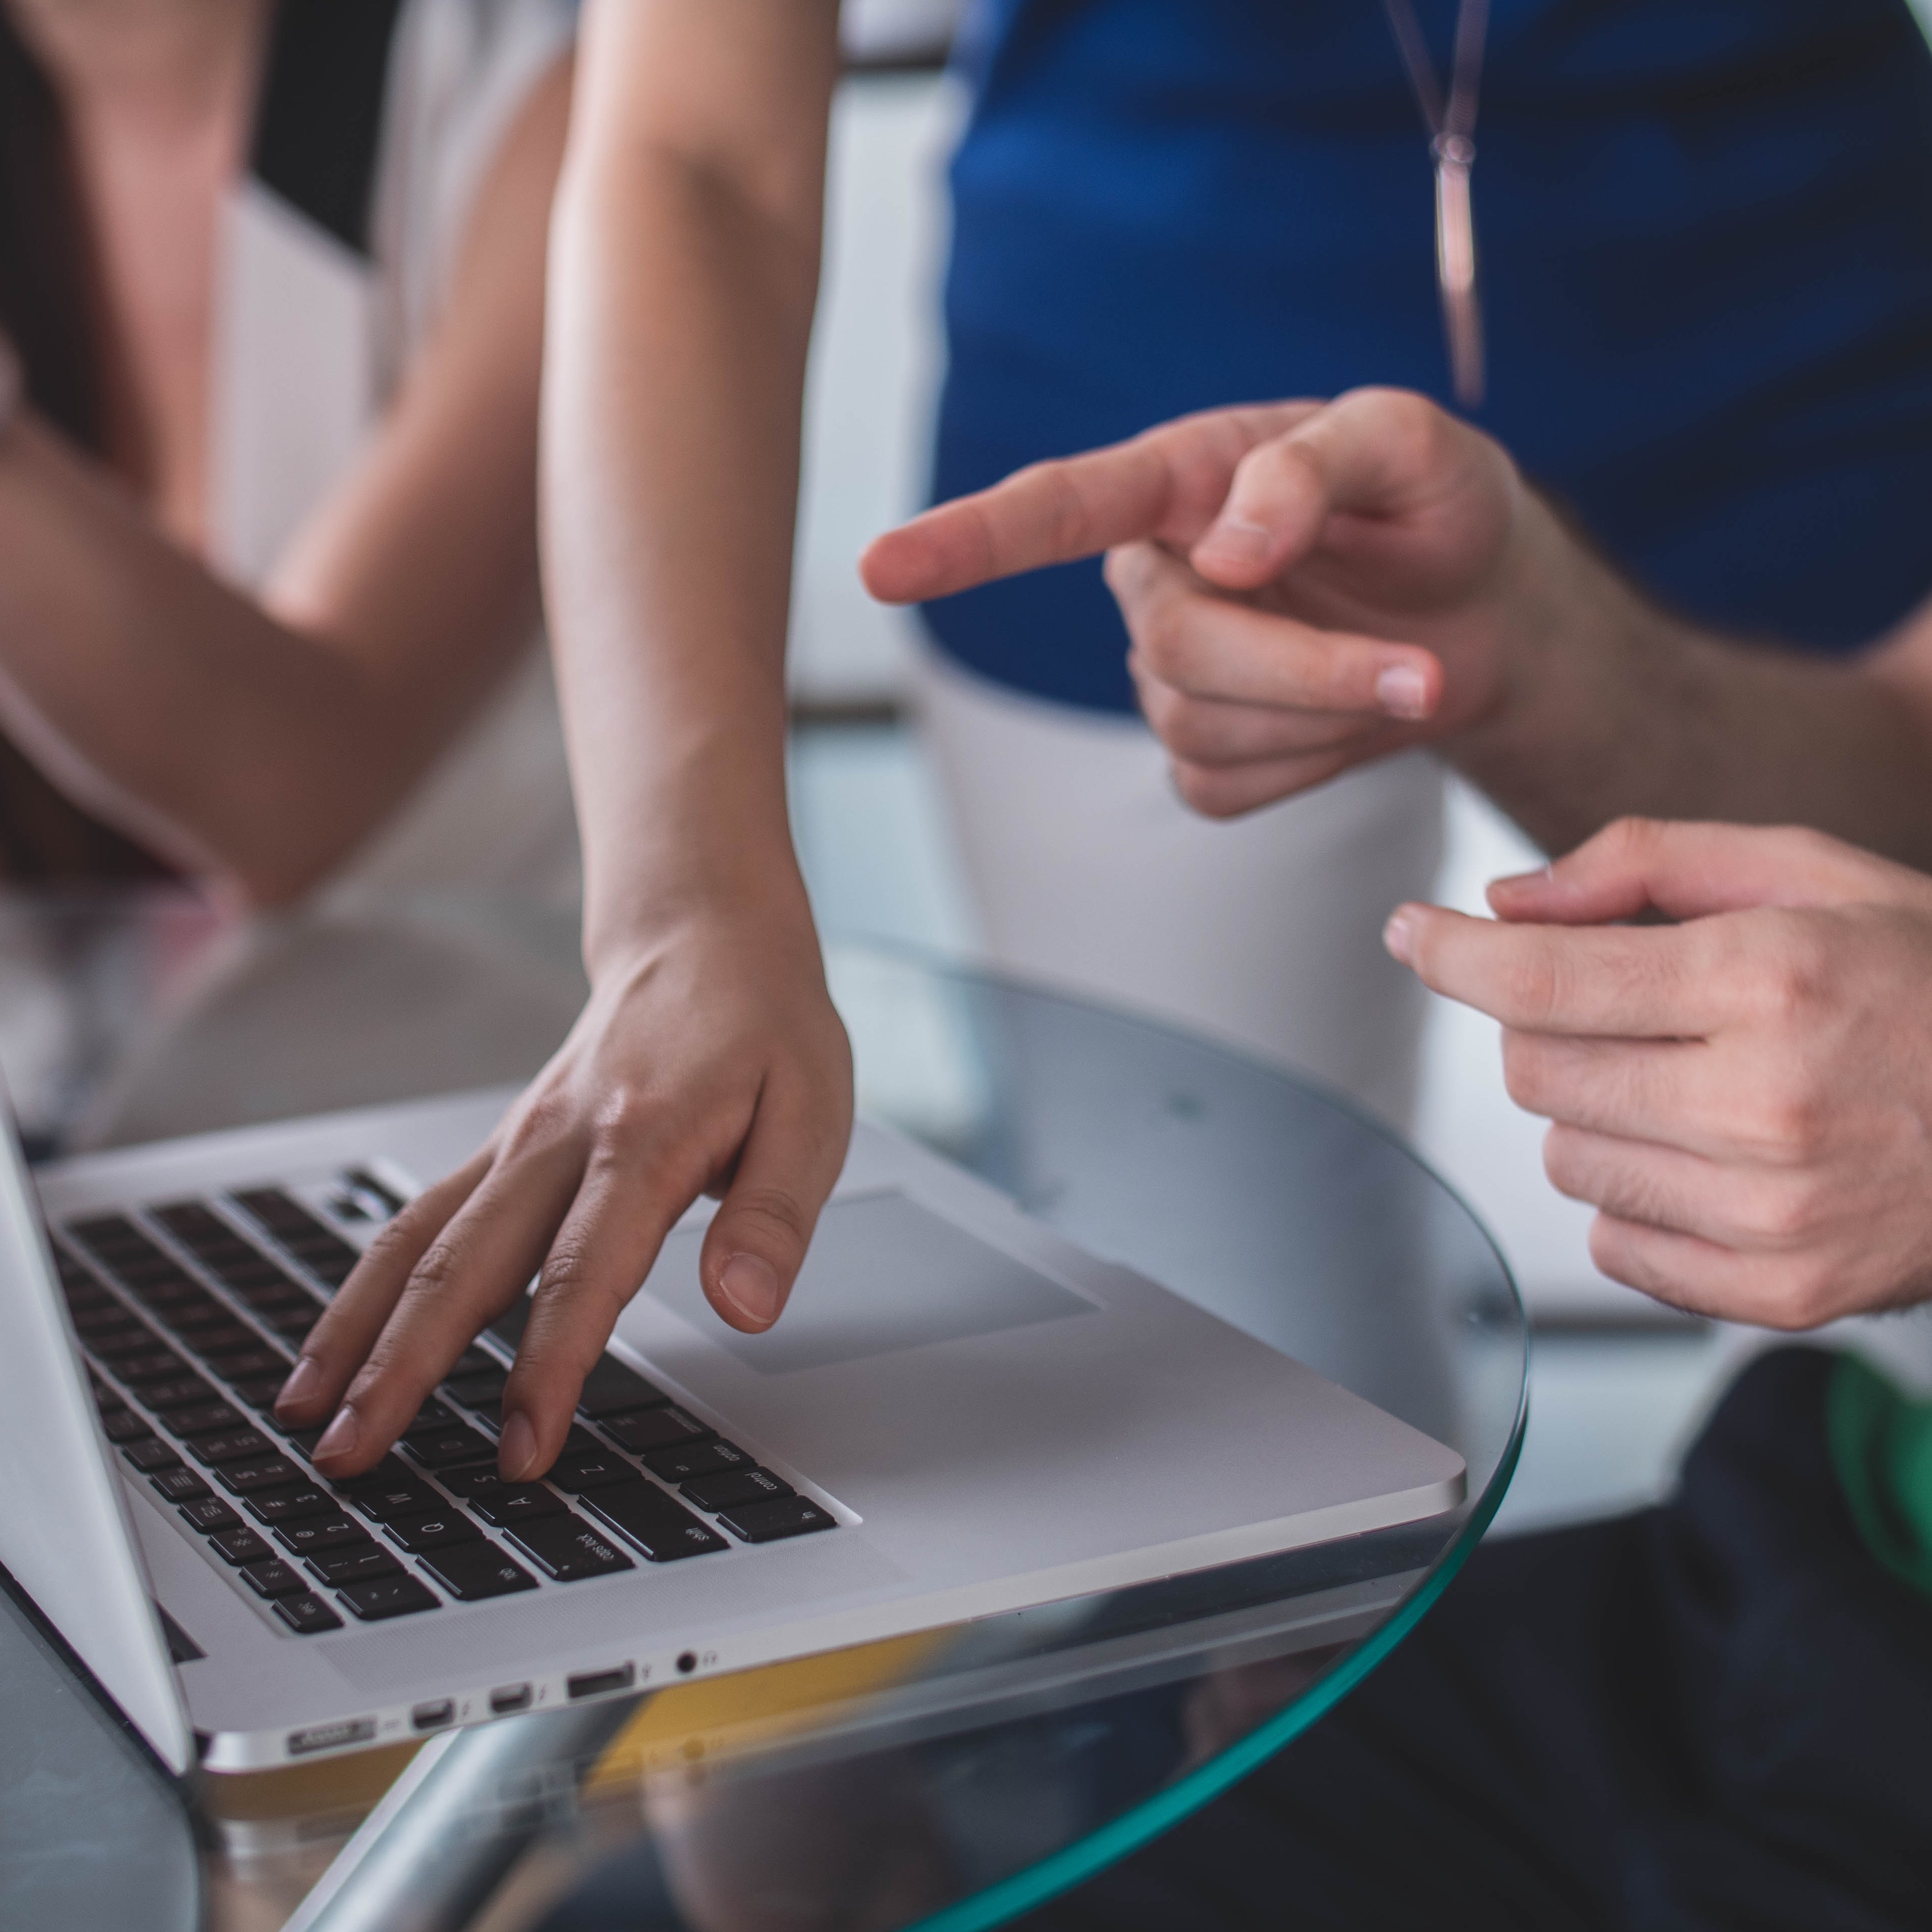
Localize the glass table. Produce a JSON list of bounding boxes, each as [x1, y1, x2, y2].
[[0, 890, 1526, 1932]]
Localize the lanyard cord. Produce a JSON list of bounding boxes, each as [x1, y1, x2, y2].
[[1381, 0, 1490, 405], [1383, 0, 1487, 147]]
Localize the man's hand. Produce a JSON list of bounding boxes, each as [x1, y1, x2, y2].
[[276, 907, 853, 1482], [1384, 818, 1932, 1327], [864, 388, 1554, 817]]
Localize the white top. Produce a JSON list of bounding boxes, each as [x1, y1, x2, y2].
[[208, 0, 580, 905]]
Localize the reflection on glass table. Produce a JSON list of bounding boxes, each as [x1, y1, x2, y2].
[[0, 893, 1525, 1932]]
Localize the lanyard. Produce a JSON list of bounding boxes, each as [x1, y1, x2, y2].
[[1382, 0, 1489, 407]]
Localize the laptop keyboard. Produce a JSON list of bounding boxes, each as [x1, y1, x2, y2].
[[55, 1189, 835, 1638]]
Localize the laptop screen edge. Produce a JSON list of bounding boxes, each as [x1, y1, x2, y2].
[[0, 1082, 194, 1775]]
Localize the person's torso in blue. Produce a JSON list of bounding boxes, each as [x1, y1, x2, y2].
[[926, 0, 1932, 712]]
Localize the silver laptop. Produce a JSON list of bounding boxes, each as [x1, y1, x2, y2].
[[2, 1084, 1465, 1776]]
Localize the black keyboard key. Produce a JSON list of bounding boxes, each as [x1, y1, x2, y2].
[[442, 1370, 508, 1410], [599, 1406, 710, 1455], [305, 1546, 402, 1587], [273, 1593, 343, 1635], [228, 1374, 293, 1412], [142, 1374, 222, 1415], [66, 1214, 151, 1258], [450, 1347, 504, 1379], [98, 1407, 152, 1445], [149, 1294, 231, 1334], [469, 1484, 567, 1530], [222, 1258, 303, 1293], [263, 1308, 321, 1343], [103, 1348, 190, 1385], [187, 1428, 277, 1466], [208, 1526, 272, 1564], [416, 1543, 539, 1601], [166, 1401, 245, 1438], [150, 1200, 241, 1247], [680, 1467, 795, 1513], [203, 1347, 291, 1384], [398, 1426, 496, 1470], [244, 1485, 335, 1527], [504, 1515, 634, 1581], [574, 1359, 668, 1418], [350, 1476, 448, 1524], [120, 1272, 204, 1308], [548, 1450, 641, 1493], [240, 1560, 307, 1599], [233, 1283, 317, 1318], [90, 1330, 171, 1367], [329, 1453, 415, 1493], [274, 1515, 372, 1559], [214, 1455, 306, 1495], [228, 1187, 309, 1231], [583, 1482, 727, 1561], [121, 1438, 181, 1473], [644, 1439, 754, 1484], [402, 1398, 458, 1436], [337, 1576, 439, 1621], [286, 1241, 360, 1289], [435, 1464, 511, 1500], [150, 1468, 212, 1504], [716, 1496, 837, 1544], [186, 1320, 272, 1359], [382, 1511, 483, 1554], [180, 1498, 244, 1535], [274, 1424, 330, 1458], [71, 1307, 144, 1342]]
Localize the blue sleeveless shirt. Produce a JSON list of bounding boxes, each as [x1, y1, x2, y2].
[[925, 0, 1932, 712]]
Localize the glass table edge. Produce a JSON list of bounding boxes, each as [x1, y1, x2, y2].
[[902, 1376, 1532, 1932]]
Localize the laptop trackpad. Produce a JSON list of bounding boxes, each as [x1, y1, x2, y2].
[[645, 1191, 1095, 1374]]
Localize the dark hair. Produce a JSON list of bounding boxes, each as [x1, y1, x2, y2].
[[0, 10, 106, 454]]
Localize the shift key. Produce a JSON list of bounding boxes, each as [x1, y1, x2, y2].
[[583, 1481, 725, 1561]]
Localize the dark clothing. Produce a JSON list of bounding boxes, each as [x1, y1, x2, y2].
[[1022, 1347, 1932, 1931], [929, 0, 1932, 711]]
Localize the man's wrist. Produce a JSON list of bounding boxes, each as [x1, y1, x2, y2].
[[1445, 500, 1665, 842]]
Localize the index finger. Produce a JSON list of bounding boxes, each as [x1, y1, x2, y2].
[[1383, 903, 1721, 1038], [860, 402, 1318, 604]]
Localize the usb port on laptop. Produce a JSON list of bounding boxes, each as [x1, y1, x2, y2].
[[567, 1664, 634, 1701]]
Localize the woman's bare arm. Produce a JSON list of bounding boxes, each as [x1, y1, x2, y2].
[[286, 2, 855, 1488], [0, 57, 573, 903]]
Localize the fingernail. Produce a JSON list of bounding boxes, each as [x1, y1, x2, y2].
[[1383, 908, 1417, 963], [718, 1252, 782, 1329], [1197, 516, 1272, 568], [275, 1356, 321, 1414], [314, 1405, 359, 1464], [499, 1410, 537, 1481], [1375, 664, 1431, 720]]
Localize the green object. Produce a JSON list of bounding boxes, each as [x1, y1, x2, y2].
[[1827, 1350, 1932, 1599]]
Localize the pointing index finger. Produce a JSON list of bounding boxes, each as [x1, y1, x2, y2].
[[860, 403, 1317, 604]]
